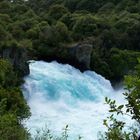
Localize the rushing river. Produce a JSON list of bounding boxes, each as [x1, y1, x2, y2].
[[22, 61, 128, 140]]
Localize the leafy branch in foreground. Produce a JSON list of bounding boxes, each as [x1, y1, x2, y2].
[[101, 97, 138, 140], [33, 125, 82, 140], [99, 59, 140, 140]]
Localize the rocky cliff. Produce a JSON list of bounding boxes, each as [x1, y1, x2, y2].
[[68, 43, 93, 70], [37, 42, 93, 71], [0, 47, 29, 77]]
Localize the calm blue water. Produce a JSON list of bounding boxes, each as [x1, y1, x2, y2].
[[23, 61, 127, 140]]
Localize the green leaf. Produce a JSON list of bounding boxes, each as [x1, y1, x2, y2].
[[118, 105, 124, 110]]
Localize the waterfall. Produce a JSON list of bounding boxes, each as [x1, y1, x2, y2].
[[22, 61, 128, 140]]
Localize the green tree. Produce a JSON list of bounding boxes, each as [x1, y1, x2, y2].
[[109, 48, 140, 80], [0, 113, 29, 140], [0, 59, 19, 87], [100, 58, 140, 140], [39, 25, 60, 47], [47, 4, 69, 22], [0, 1, 11, 14], [55, 21, 71, 42], [0, 59, 30, 140], [0, 87, 30, 120], [73, 14, 97, 39]]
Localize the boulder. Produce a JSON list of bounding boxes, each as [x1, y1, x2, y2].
[[69, 43, 93, 70]]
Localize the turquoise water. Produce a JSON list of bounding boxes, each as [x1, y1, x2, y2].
[[23, 61, 126, 140]]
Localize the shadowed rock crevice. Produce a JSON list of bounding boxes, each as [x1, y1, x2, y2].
[[68, 43, 93, 70], [0, 47, 29, 77]]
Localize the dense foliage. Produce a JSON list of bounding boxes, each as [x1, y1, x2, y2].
[[0, 59, 30, 140], [0, 0, 140, 80]]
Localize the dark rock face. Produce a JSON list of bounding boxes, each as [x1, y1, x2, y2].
[[69, 43, 93, 70], [0, 47, 29, 76], [0, 43, 92, 77]]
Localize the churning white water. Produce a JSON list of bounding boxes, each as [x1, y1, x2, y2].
[[22, 61, 128, 140]]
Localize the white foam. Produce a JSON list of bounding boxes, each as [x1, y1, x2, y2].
[[22, 61, 129, 140]]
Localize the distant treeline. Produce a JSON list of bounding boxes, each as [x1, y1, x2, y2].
[[1, 0, 140, 80]]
